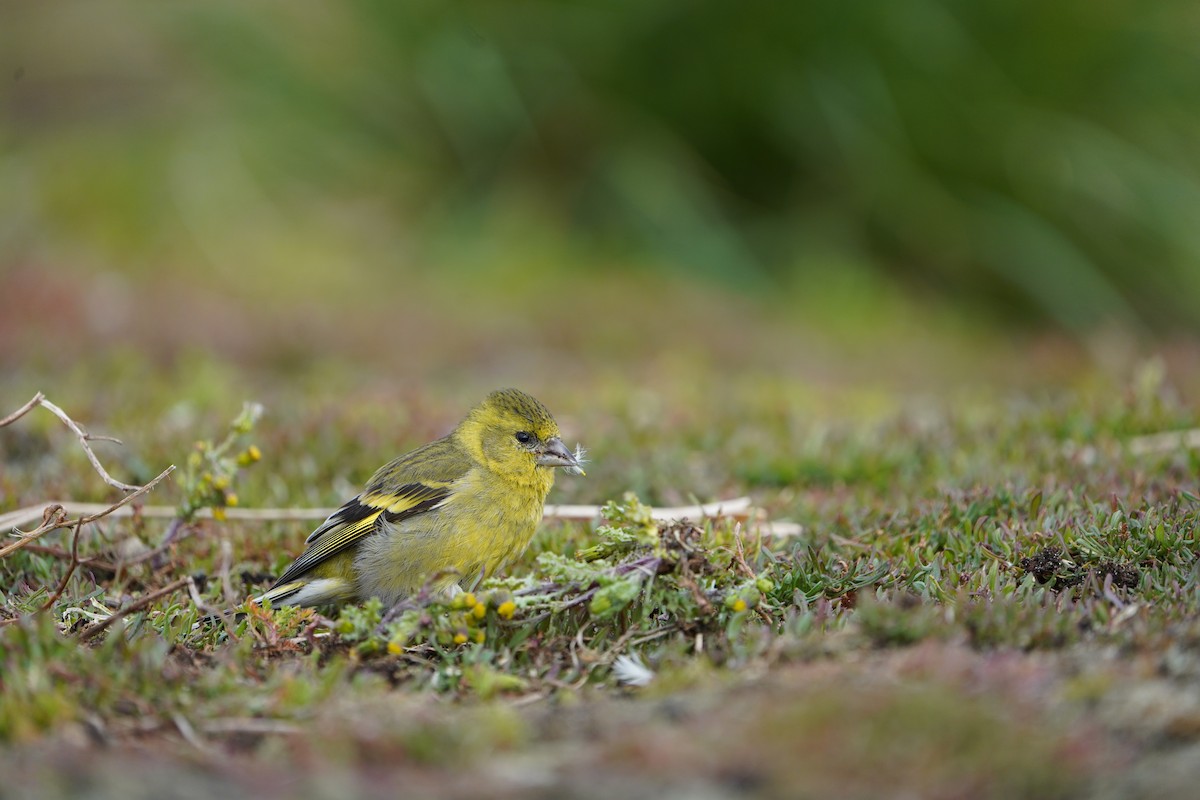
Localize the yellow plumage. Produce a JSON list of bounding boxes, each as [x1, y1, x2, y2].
[[254, 389, 583, 609]]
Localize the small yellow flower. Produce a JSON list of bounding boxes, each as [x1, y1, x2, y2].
[[472, 601, 486, 620], [453, 631, 469, 645], [462, 592, 477, 609], [213, 475, 231, 491], [497, 600, 516, 620], [212, 508, 227, 522], [472, 629, 485, 644], [225, 493, 239, 507], [732, 598, 747, 612], [387, 640, 404, 656]]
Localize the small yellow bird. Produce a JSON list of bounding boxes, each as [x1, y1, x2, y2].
[[255, 389, 584, 609]]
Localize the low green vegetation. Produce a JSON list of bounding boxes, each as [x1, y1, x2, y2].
[[2, 356, 1199, 797]]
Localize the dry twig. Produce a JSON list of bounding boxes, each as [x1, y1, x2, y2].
[[2, 392, 176, 563], [0, 392, 45, 427], [1, 392, 141, 492], [1, 394, 176, 627], [0, 466, 175, 560], [199, 718, 303, 736], [729, 523, 759, 579], [42, 518, 86, 610], [77, 576, 193, 642], [1, 496, 757, 536], [1127, 428, 1200, 455]]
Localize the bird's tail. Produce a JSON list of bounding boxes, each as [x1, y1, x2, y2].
[[252, 577, 356, 609]]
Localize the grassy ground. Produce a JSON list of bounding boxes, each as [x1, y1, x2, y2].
[[3, 289, 1200, 798], [5, 4, 1200, 795]]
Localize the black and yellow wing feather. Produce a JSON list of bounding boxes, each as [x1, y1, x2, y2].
[[267, 436, 470, 591]]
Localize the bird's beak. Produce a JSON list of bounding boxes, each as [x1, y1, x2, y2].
[[536, 437, 582, 471]]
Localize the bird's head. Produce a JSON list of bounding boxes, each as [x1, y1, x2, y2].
[[456, 389, 584, 486]]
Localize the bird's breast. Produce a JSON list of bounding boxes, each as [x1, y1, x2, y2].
[[439, 467, 548, 569], [355, 463, 554, 604]]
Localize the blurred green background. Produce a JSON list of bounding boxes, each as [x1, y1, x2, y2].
[[2, 0, 1199, 383]]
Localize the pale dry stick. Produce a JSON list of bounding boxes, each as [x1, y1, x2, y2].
[[1065, 427, 1200, 464], [1, 392, 173, 557], [1, 392, 141, 493], [1, 497, 756, 536], [0, 392, 45, 427], [0, 505, 70, 562], [41, 517, 85, 610], [76, 575, 192, 642], [0, 504, 69, 558], [185, 572, 219, 619], [0, 504, 332, 532], [199, 718, 303, 736], [0, 466, 175, 560], [186, 572, 242, 641], [1127, 428, 1200, 455], [40, 398, 138, 490], [507, 692, 549, 708], [730, 522, 758, 579], [754, 519, 805, 538]]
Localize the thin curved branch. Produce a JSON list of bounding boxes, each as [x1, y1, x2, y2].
[[0, 392, 45, 427], [1, 392, 139, 492], [35, 397, 139, 492], [0, 466, 175, 560], [77, 575, 192, 642]]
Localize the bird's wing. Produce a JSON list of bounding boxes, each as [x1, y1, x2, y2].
[[270, 481, 451, 589], [269, 438, 468, 590]]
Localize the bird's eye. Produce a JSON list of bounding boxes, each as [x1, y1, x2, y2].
[[515, 431, 533, 444]]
